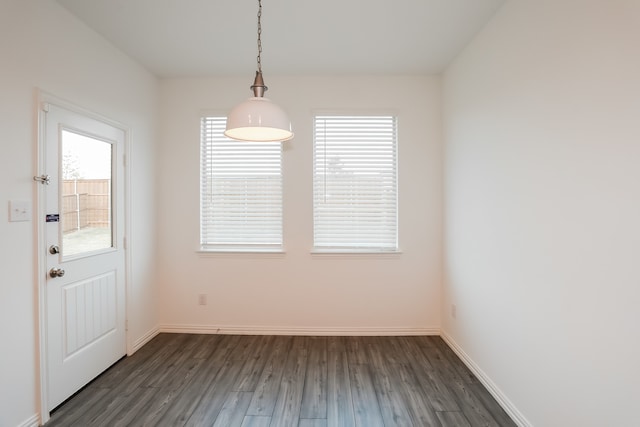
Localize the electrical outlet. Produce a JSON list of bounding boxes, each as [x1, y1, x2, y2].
[[451, 304, 457, 319], [198, 294, 207, 306]]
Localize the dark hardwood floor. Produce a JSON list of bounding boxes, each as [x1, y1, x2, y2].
[[46, 334, 516, 427]]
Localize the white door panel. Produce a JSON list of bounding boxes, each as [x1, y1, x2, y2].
[[62, 271, 118, 357], [42, 102, 126, 411]]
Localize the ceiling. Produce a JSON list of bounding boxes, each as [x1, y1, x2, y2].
[[56, 0, 506, 78]]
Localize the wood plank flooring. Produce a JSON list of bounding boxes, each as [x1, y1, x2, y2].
[[46, 334, 516, 427]]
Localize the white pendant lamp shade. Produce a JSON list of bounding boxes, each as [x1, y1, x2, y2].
[[225, 0, 293, 143], [225, 96, 294, 142]]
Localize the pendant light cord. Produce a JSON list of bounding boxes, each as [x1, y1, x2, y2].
[[256, 0, 263, 74], [251, 0, 267, 97]]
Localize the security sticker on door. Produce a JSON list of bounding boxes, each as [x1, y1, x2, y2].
[[46, 214, 60, 222]]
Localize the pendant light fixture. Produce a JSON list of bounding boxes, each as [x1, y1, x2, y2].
[[225, 0, 294, 142]]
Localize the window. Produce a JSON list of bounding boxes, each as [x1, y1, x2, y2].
[[313, 115, 398, 252], [200, 116, 282, 251]]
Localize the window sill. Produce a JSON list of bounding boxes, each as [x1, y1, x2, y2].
[[198, 248, 286, 258], [310, 249, 402, 259]]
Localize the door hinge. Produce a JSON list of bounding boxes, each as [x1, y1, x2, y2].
[[123, 236, 127, 250], [125, 319, 129, 331], [123, 154, 127, 167], [41, 102, 50, 113]]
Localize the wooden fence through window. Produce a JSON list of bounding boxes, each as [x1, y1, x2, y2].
[[61, 179, 110, 233]]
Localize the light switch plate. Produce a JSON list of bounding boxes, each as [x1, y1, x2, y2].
[[9, 200, 32, 222]]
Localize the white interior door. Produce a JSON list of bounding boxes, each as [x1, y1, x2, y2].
[[42, 102, 126, 411]]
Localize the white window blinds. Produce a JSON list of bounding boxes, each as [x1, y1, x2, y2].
[[200, 116, 283, 251], [313, 115, 398, 251]]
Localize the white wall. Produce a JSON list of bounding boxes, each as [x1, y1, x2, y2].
[[157, 75, 442, 334], [443, 0, 640, 425], [0, 1, 159, 426]]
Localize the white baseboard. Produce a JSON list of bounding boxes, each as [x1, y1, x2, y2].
[[129, 325, 160, 355], [159, 324, 439, 336], [16, 414, 39, 427], [441, 332, 532, 427]]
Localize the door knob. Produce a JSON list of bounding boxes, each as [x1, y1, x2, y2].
[[49, 245, 60, 254], [49, 268, 65, 278]]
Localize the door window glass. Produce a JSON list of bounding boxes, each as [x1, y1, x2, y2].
[[61, 130, 113, 257]]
